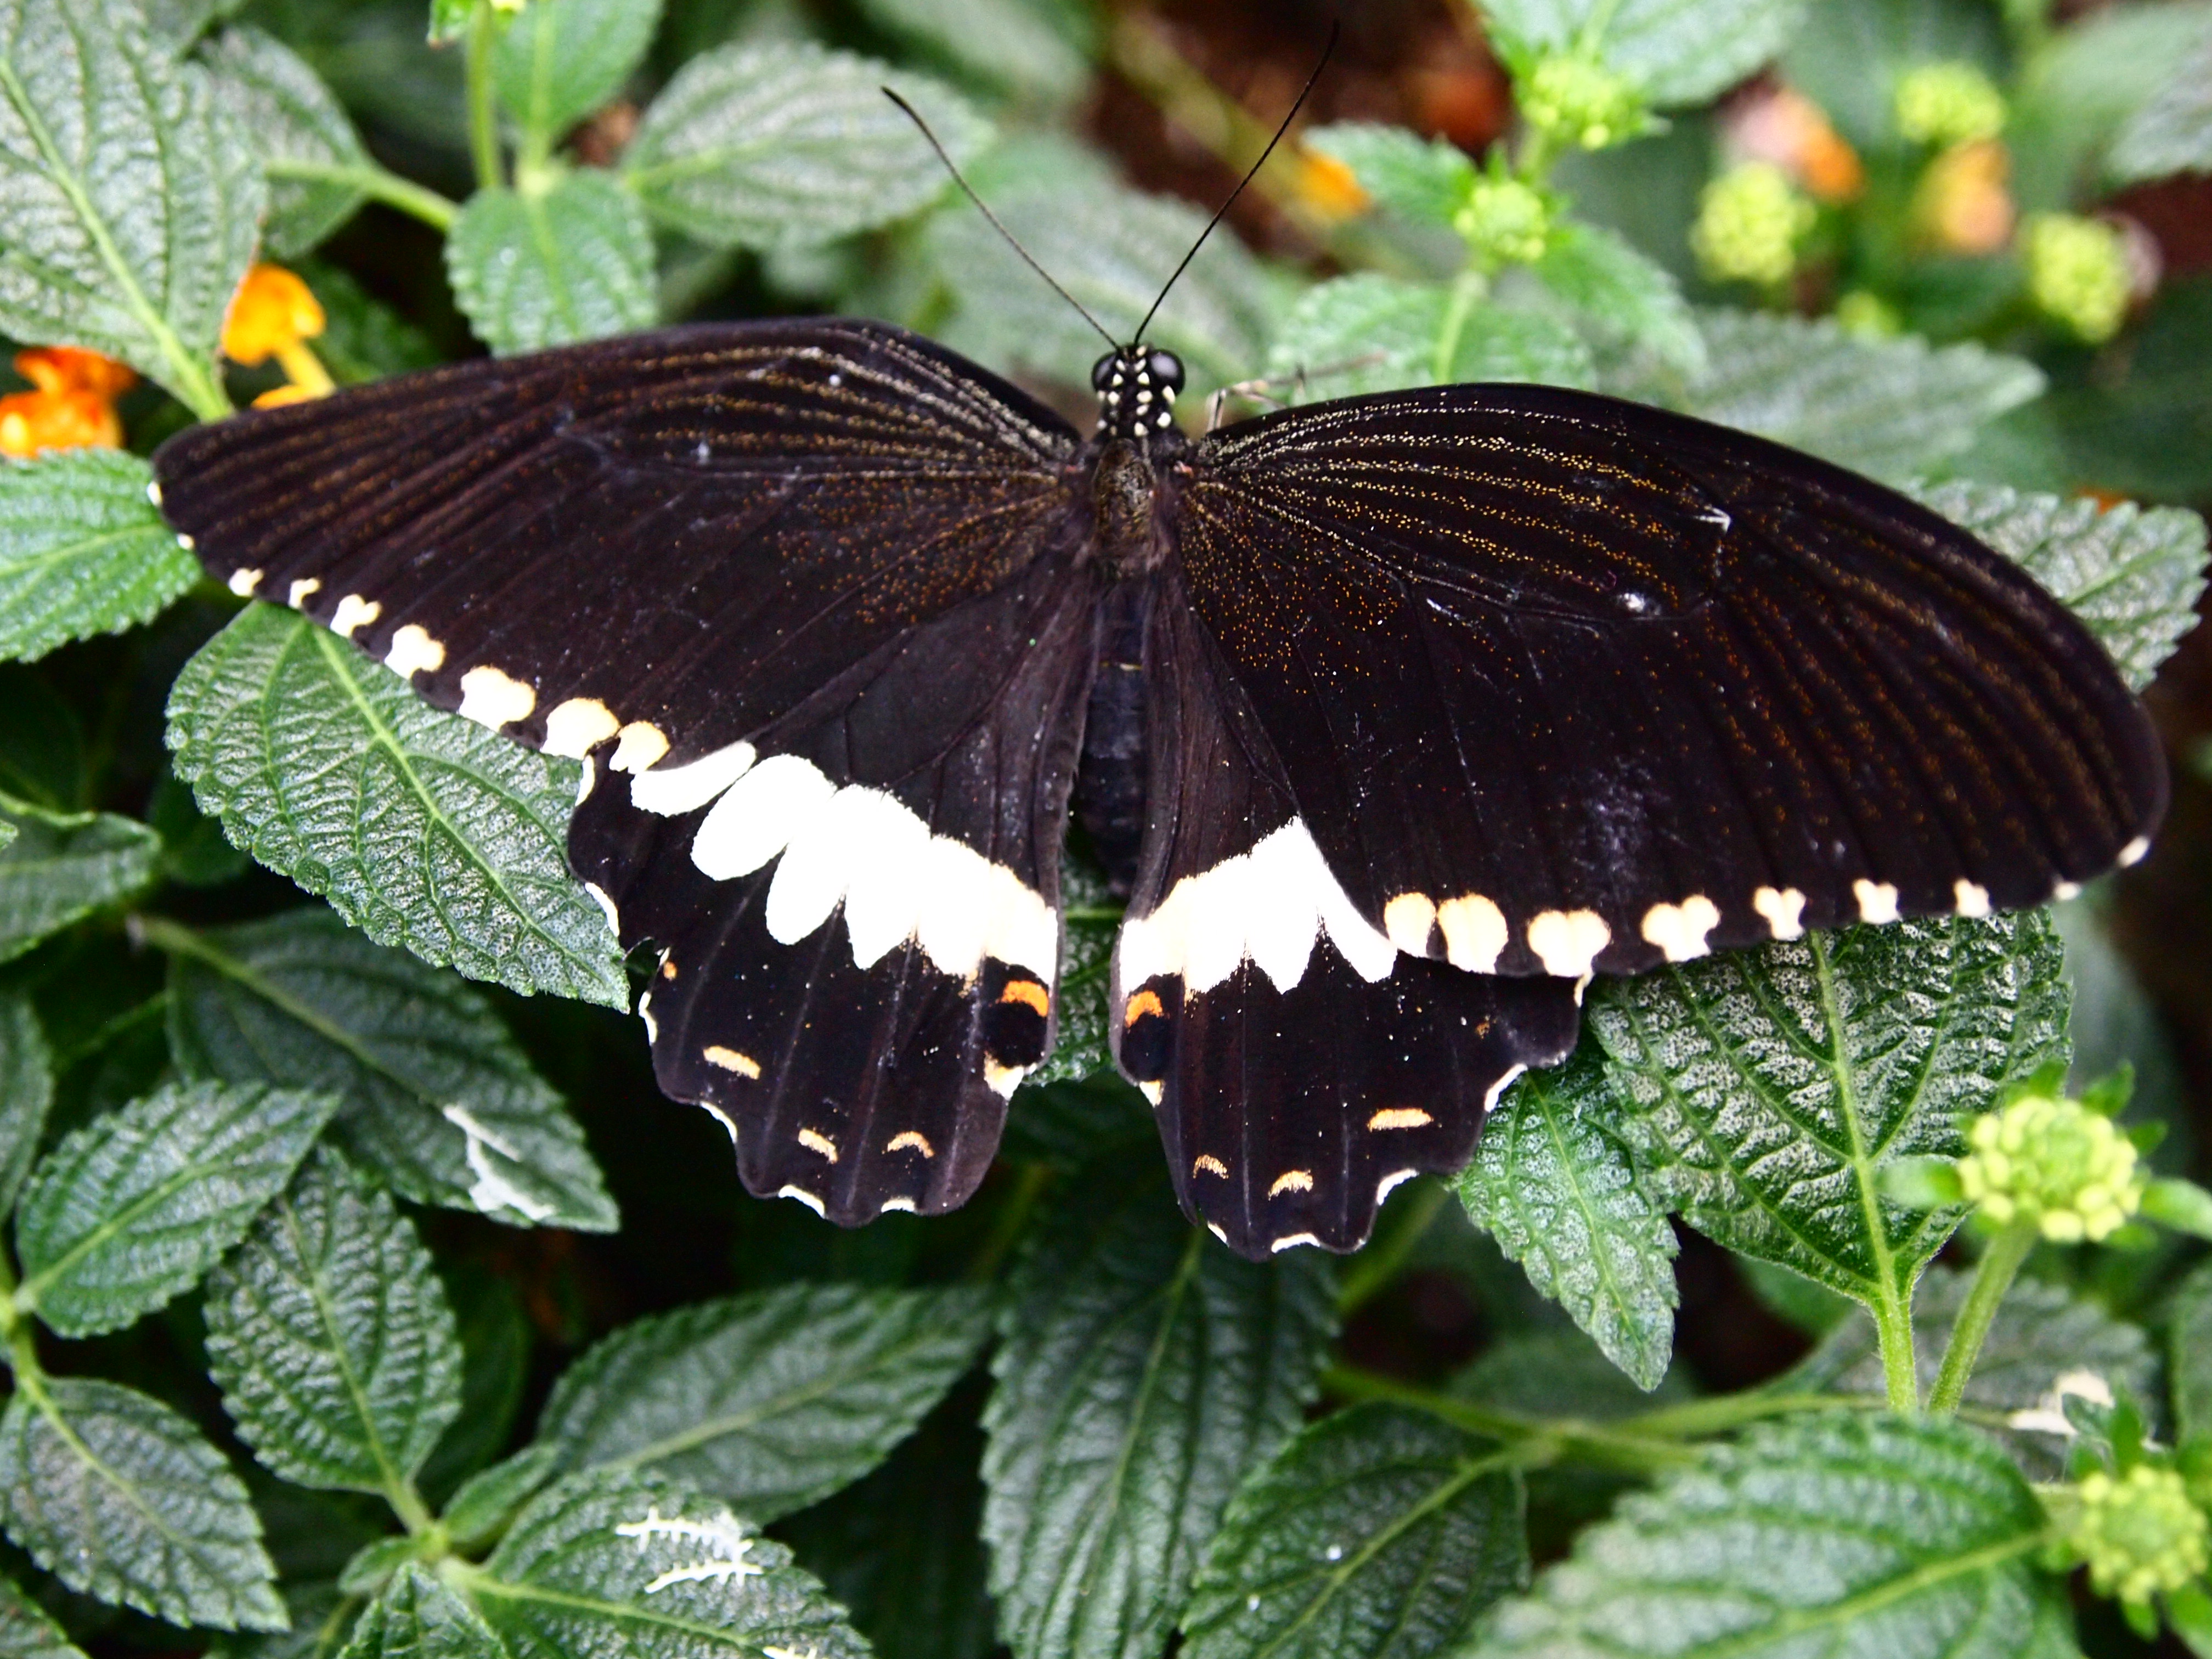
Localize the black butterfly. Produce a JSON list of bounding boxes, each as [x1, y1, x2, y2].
[[151, 317, 2164, 1259]]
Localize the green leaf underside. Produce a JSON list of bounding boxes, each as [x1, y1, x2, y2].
[[342, 1566, 505, 1659], [0, 1571, 89, 1659], [1466, 1413, 2070, 1659], [983, 1148, 1338, 1659], [163, 906, 614, 1229], [1303, 123, 1474, 226], [491, 0, 663, 157], [474, 1468, 869, 1658], [164, 603, 627, 1007], [0, 451, 198, 663], [1454, 1043, 1679, 1391], [0, 1378, 283, 1631], [202, 25, 368, 259], [1268, 275, 1596, 400], [14, 1079, 336, 1337], [1478, 0, 1809, 108], [0, 988, 52, 1215], [0, 796, 160, 963], [537, 1282, 990, 1523], [623, 40, 987, 250], [204, 1148, 464, 1496], [0, 0, 258, 411], [1182, 1403, 1528, 1659], [2108, 26, 2212, 184], [447, 172, 657, 356], [1586, 912, 2070, 1312]]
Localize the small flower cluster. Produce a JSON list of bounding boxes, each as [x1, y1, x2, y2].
[[1518, 54, 1648, 153], [1955, 1089, 2145, 1242], [0, 346, 135, 459], [1453, 173, 1552, 269], [2022, 212, 2132, 343], [1894, 62, 2007, 148], [2069, 1465, 2210, 1604], [1691, 162, 1815, 287]]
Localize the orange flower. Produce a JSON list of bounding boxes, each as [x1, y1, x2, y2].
[[223, 263, 336, 402], [1917, 139, 2014, 256], [0, 346, 136, 458], [15, 345, 138, 399], [1293, 150, 1370, 222], [1727, 86, 1864, 205]]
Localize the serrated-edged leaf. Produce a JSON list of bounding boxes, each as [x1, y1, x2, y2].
[[442, 1446, 561, 1550], [1677, 310, 2044, 484], [1451, 1325, 1690, 1422], [341, 1565, 505, 1659], [1304, 123, 1474, 227], [163, 907, 614, 1228], [0, 795, 159, 963], [1587, 911, 2070, 1312], [204, 1148, 463, 1494], [14, 1079, 337, 1336], [493, 0, 661, 155], [537, 1282, 989, 1522], [0, 1570, 88, 1659], [474, 1468, 868, 1658], [0, 451, 198, 663], [624, 40, 986, 250], [1267, 274, 1594, 402], [448, 172, 657, 356], [983, 1148, 1338, 1659], [202, 25, 368, 259], [1533, 222, 1705, 374], [0, 1379, 283, 1631], [2174, 1257, 2212, 1443], [1465, 1413, 2069, 1659], [856, 0, 1092, 101], [1025, 853, 1117, 1087], [0, 989, 50, 1215], [1479, 0, 1808, 108], [1453, 1045, 1679, 1391], [1914, 479, 2208, 693], [0, 0, 258, 413], [164, 603, 627, 1007], [2109, 29, 2212, 184], [1183, 1403, 1526, 1659]]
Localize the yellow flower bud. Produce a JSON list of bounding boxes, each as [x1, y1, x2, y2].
[[1691, 162, 1814, 287]]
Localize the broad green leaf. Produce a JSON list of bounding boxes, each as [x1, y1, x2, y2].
[[1452, 1045, 1678, 1391], [440, 1446, 561, 1550], [1182, 1403, 1527, 1659], [1914, 482, 2208, 693], [1587, 911, 2070, 1314], [982, 1148, 1338, 1659], [623, 41, 986, 250], [1465, 1413, 2070, 1659], [1478, 0, 1808, 108], [855, 0, 1092, 101], [473, 1468, 869, 1658], [537, 1282, 990, 1521], [427, 0, 471, 44], [0, 452, 198, 663], [0, 796, 159, 963], [204, 1148, 464, 1494], [1673, 311, 2044, 484], [0, 1378, 283, 1630], [1266, 274, 1594, 401], [165, 603, 628, 1007], [2174, 1257, 2212, 1443], [1304, 123, 1474, 228], [341, 1566, 505, 1659], [447, 172, 658, 354], [202, 25, 367, 259], [0, 0, 258, 415], [1026, 853, 1118, 1086], [0, 1571, 88, 1659], [1451, 1325, 1690, 1421], [145, 0, 242, 52], [13, 1079, 336, 1336], [162, 907, 614, 1228], [493, 0, 661, 155], [0, 989, 50, 1215], [2011, 1, 2212, 208], [2109, 29, 2212, 184], [1532, 222, 1705, 374]]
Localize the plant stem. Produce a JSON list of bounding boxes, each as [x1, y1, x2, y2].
[[1321, 1363, 1699, 1472], [1431, 267, 1487, 382], [263, 159, 460, 233], [1872, 1292, 1921, 1414], [465, 1, 504, 193], [1626, 1390, 1888, 1438], [1336, 1181, 1448, 1315], [1928, 1218, 2039, 1416]]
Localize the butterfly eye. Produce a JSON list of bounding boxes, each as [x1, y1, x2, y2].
[[1091, 353, 1120, 392], [1147, 350, 1185, 393]]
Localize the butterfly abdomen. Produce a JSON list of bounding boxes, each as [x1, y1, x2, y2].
[[1071, 582, 1152, 894]]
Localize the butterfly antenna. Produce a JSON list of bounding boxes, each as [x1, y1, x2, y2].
[[885, 87, 1118, 351], [1131, 22, 1340, 348]]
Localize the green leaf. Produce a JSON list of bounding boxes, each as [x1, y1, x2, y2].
[[1532, 222, 1705, 374], [440, 1446, 561, 1550], [1672, 311, 2045, 484], [493, 0, 660, 156], [623, 41, 986, 250], [0, 0, 258, 415], [447, 172, 658, 354], [1465, 1413, 2069, 1659], [13, 1079, 337, 1336], [162, 907, 614, 1228], [1182, 1403, 1527, 1659], [854, 0, 1092, 101], [0, 989, 51, 1216], [2175, 1258, 2212, 1444], [427, 0, 471, 45], [0, 452, 198, 664], [0, 1377, 284, 1630], [1479, 0, 1808, 108], [982, 1148, 1338, 1659], [341, 1565, 505, 1659], [1911, 482, 2208, 695], [0, 1571, 88, 1659], [1266, 274, 1594, 401], [1450, 1324, 1689, 1421], [2010, 1, 2212, 208], [1452, 1045, 1679, 1391], [537, 1282, 990, 1522], [2109, 29, 2212, 184], [204, 1148, 464, 1496], [165, 603, 627, 1007], [1026, 852, 1118, 1087], [1304, 123, 1474, 227], [202, 25, 368, 259], [0, 796, 159, 964], [295, 261, 440, 386], [472, 1468, 869, 1658], [1587, 911, 2070, 1313]]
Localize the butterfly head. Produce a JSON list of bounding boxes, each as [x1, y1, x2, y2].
[[1092, 346, 1184, 439]]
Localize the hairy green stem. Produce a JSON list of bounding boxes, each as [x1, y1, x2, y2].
[[1928, 1217, 2039, 1415], [1322, 1363, 1699, 1472], [465, 1, 504, 193], [1430, 268, 1487, 383], [264, 159, 460, 233]]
